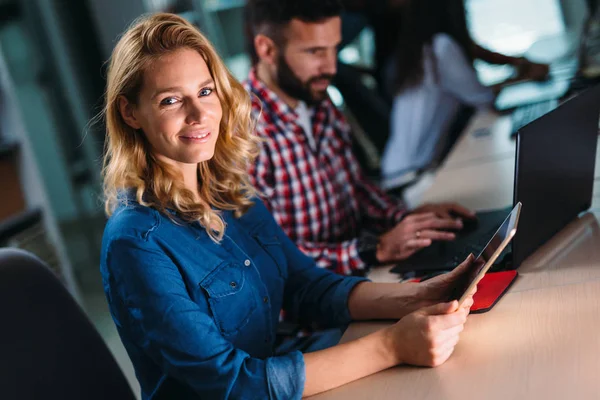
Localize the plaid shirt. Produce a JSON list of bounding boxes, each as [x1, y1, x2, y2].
[[245, 69, 406, 275]]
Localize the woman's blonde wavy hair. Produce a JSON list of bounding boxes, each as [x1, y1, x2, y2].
[[102, 13, 260, 241]]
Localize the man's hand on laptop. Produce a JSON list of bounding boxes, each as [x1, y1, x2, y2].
[[412, 202, 476, 220], [376, 212, 463, 263]]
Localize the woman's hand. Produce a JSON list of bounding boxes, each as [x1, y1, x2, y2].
[[418, 254, 478, 306], [384, 300, 470, 367]]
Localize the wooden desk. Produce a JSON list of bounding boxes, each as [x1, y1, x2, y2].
[[513, 212, 600, 291], [442, 110, 600, 176], [311, 110, 600, 399], [421, 157, 514, 211], [312, 280, 600, 400], [442, 112, 515, 170]]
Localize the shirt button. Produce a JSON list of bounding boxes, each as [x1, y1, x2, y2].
[[263, 296, 269, 304], [230, 281, 237, 288], [244, 259, 251, 266]]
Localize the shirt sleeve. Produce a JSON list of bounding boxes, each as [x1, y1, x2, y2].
[[254, 200, 369, 328], [433, 34, 495, 108], [353, 165, 408, 232], [293, 238, 365, 276], [105, 236, 305, 399], [248, 134, 276, 201]]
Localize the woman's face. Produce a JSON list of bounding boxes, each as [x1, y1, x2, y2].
[[120, 48, 223, 170]]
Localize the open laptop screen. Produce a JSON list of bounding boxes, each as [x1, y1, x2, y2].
[[512, 84, 600, 267]]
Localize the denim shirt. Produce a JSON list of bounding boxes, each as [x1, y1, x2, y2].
[[100, 196, 367, 399]]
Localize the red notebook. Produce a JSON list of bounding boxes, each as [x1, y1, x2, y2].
[[470, 270, 518, 313], [412, 270, 518, 313]]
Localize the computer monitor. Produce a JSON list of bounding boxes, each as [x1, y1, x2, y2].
[[512, 84, 600, 267]]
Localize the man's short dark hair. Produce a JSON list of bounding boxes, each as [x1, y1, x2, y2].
[[245, 0, 343, 65]]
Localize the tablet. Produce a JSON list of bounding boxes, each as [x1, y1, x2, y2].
[[448, 202, 522, 307]]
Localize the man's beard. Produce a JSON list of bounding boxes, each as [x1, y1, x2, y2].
[[276, 54, 334, 106]]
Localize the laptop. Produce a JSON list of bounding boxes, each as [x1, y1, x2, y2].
[[391, 84, 600, 274], [496, 78, 571, 112]]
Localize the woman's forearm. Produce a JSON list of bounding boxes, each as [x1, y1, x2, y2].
[[302, 327, 397, 397], [347, 282, 425, 320], [473, 43, 521, 65]]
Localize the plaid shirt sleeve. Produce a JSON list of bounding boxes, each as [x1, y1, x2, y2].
[[293, 239, 365, 276], [337, 114, 408, 233], [249, 132, 367, 276], [354, 166, 407, 233]]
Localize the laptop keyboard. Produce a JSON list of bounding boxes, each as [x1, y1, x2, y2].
[[391, 208, 511, 273], [510, 99, 558, 138], [442, 223, 506, 269]]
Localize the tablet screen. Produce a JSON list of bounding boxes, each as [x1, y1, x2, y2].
[[447, 203, 521, 303]]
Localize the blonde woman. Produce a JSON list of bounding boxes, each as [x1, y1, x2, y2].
[[100, 13, 475, 399]]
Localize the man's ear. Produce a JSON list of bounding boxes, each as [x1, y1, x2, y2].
[[254, 34, 279, 66], [118, 95, 142, 130]]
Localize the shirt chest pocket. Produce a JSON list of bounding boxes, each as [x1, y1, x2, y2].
[[252, 234, 288, 280], [199, 262, 257, 335]]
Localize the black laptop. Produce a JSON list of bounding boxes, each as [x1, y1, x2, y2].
[[392, 84, 600, 273]]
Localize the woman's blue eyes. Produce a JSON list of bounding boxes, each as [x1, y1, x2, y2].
[[160, 97, 177, 106], [159, 88, 214, 106]]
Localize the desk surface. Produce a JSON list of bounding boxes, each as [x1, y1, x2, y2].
[[311, 279, 600, 400], [422, 156, 515, 211], [312, 110, 600, 399], [441, 111, 600, 177], [442, 112, 515, 170]]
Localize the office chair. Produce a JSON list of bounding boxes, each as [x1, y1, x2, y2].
[[0, 248, 136, 400], [334, 61, 391, 176]]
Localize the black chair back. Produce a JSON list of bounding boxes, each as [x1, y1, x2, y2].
[[0, 248, 136, 400]]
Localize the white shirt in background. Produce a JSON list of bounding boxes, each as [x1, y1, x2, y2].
[[381, 33, 495, 186], [295, 101, 316, 151]]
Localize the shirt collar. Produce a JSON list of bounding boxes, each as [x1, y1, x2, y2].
[[116, 188, 180, 216]]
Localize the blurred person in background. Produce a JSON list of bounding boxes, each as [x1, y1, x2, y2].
[[381, 0, 549, 189]]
